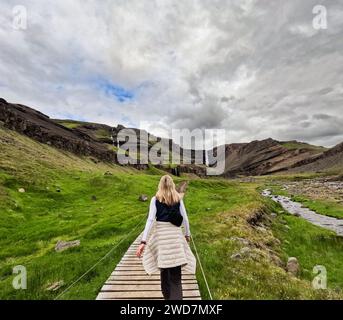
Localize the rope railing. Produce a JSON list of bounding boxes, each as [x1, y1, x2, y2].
[[54, 218, 144, 300], [190, 234, 213, 300]]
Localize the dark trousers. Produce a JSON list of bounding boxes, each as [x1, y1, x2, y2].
[[160, 266, 183, 300]]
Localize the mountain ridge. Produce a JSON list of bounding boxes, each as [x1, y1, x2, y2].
[[1, 98, 342, 176]]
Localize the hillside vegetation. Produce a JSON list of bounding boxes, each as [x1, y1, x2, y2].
[[0, 125, 342, 299], [280, 141, 327, 153]]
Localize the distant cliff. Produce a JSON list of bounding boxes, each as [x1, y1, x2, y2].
[[1, 98, 341, 177]]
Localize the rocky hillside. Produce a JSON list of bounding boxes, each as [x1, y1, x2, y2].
[[0, 98, 118, 164], [213, 138, 327, 177], [289, 141, 343, 174], [0, 98, 206, 175], [1, 98, 341, 177]]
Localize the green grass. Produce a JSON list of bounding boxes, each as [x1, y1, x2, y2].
[[0, 170, 163, 299], [280, 141, 327, 153], [94, 128, 111, 139], [272, 212, 343, 293], [55, 120, 111, 140], [1, 125, 343, 300], [55, 120, 81, 129]]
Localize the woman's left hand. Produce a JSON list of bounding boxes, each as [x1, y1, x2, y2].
[[136, 243, 145, 258], [185, 236, 190, 243]]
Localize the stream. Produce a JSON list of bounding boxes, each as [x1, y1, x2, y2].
[[262, 189, 343, 236]]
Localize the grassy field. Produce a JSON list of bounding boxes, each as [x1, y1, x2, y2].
[[187, 181, 342, 299], [1, 125, 343, 299], [272, 212, 343, 292]]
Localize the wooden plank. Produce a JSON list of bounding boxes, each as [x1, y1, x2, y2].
[[111, 270, 194, 276], [97, 290, 201, 299], [97, 291, 164, 299], [105, 280, 198, 285], [111, 271, 151, 275], [115, 266, 147, 270], [120, 258, 142, 262], [118, 261, 142, 264], [100, 283, 199, 291], [124, 255, 141, 258], [107, 275, 197, 281], [97, 297, 163, 300], [108, 275, 161, 281]]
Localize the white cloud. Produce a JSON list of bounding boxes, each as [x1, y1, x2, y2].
[[289, 24, 318, 37], [0, 0, 342, 147]]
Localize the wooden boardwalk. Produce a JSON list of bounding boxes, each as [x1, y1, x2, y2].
[[96, 232, 201, 300]]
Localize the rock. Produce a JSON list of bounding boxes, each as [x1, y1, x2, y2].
[[256, 226, 268, 233], [270, 238, 281, 246], [90, 157, 100, 164], [230, 252, 242, 260], [138, 194, 148, 202], [231, 246, 252, 260], [240, 247, 251, 255], [230, 236, 250, 246], [286, 257, 300, 276], [45, 280, 64, 291], [56, 188, 61, 192], [270, 254, 284, 267], [270, 213, 277, 218], [275, 238, 281, 245], [18, 188, 25, 193], [55, 240, 80, 252]]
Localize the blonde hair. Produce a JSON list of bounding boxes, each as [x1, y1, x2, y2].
[[155, 175, 181, 206]]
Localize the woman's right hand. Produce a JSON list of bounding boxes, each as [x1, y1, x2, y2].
[[136, 243, 145, 258]]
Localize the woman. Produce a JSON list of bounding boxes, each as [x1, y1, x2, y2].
[[136, 175, 196, 300]]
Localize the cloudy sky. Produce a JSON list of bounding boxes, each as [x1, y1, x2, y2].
[[0, 0, 343, 147]]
